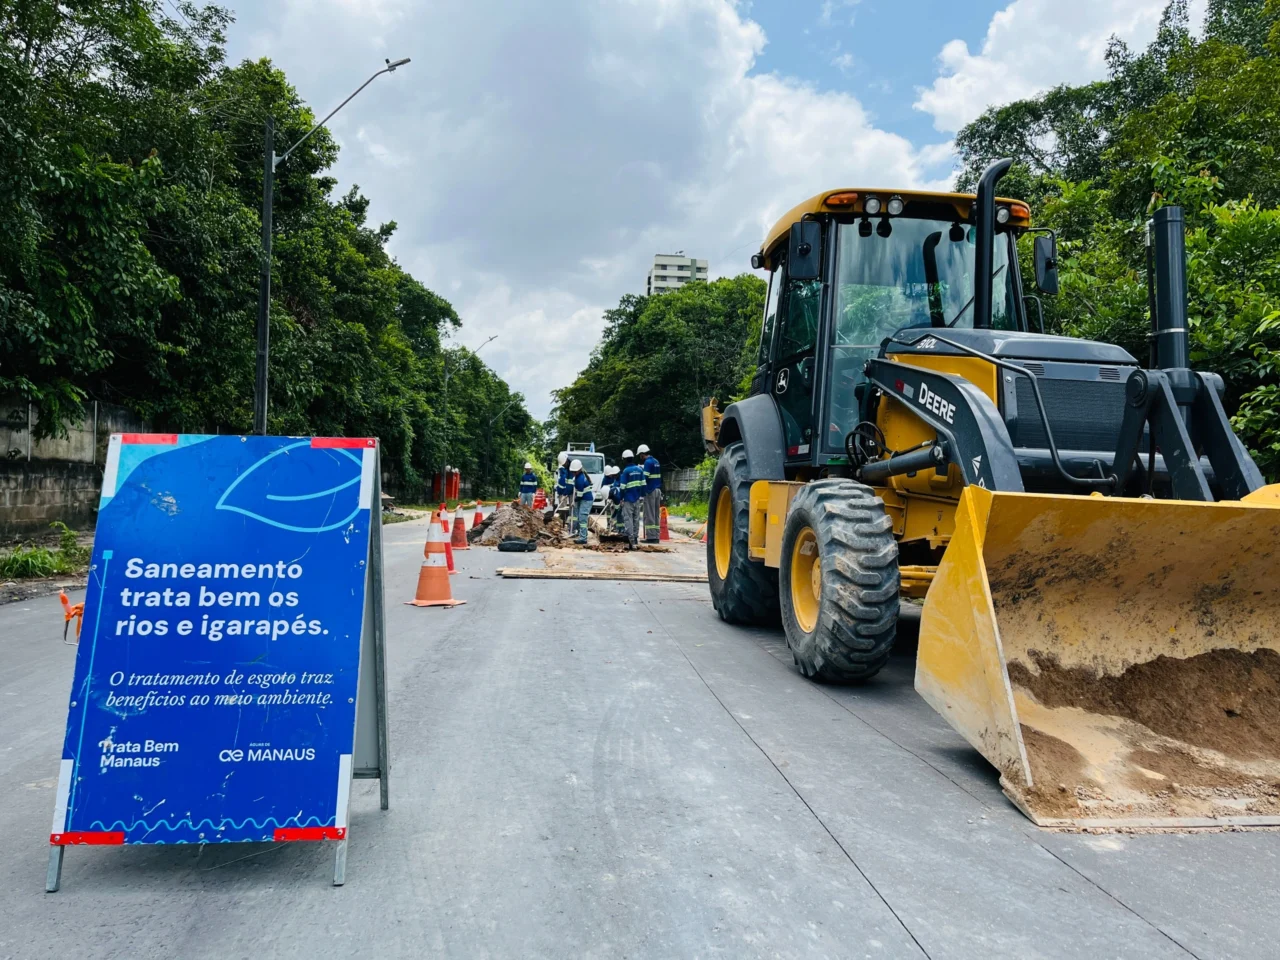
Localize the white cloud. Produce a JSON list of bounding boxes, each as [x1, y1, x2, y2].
[[819, 0, 861, 29], [913, 0, 1207, 134], [226, 0, 948, 418]]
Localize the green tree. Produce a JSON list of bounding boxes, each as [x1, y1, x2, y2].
[[552, 276, 766, 468], [0, 0, 534, 496], [956, 0, 1280, 479]]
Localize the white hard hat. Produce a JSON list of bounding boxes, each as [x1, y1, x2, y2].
[[557, 452, 568, 465], [524, 462, 533, 469], [622, 449, 634, 459], [637, 443, 650, 454], [570, 459, 583, 472]]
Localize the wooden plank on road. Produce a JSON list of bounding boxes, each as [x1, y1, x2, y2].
[[497, 568, 708, 583]]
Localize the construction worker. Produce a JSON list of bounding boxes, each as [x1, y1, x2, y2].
[[571, 459, 593, 544], [618, 450, 646, 549], [555, 452, 572, 523], [606, 466, 626, 534], [519, 462, 537, 507], [638, 443, 662, 543]]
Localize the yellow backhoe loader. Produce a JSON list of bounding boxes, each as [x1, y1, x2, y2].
[[702, 160, 1280, 828]]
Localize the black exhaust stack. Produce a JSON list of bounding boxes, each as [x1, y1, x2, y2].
[[973, 158, 1012, 329], [1149, 206, 1196, 415], [1111, 203, 1265, 500]]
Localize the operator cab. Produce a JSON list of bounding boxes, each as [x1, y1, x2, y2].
[[751, 190, 1038, 465], [750, 189, 1144, 485]]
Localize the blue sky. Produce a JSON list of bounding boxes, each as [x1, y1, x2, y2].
[[747, 0, 1006, 144], [224, 0, 1188, 418]]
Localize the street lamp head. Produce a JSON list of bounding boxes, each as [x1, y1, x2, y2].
[[385, 57, 411, 71]]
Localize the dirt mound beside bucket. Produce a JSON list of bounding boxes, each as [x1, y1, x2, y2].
[[1007, 648, 1280, 762], [1003, 648, 1280, 825], [470, 503, 546, 546]]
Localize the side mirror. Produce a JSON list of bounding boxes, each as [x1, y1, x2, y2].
[[1034, 234, 1059, 295], [787, 221, 822, 281]]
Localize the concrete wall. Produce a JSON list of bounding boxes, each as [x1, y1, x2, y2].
[[0, 398, 145, 464], [662, 468, 702, 497], [0, 460, 102, 537], [0, 399, 147, 537]]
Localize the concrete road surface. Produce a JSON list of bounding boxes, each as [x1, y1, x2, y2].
[[1, 517, 1276, 959]]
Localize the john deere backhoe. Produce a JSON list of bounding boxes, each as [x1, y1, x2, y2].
[[702, 160, 1280, 828]]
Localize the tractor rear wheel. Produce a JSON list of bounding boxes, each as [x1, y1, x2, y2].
[[780, 479, 899, 682], [707, 443, 779, 624]]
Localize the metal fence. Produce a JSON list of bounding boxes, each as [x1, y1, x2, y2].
[[1, 399, 147, 464]]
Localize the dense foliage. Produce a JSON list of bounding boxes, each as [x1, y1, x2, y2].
[[551, 275, 766, 467], [956, 0, 1280, 478], [0, 0, 533, 496]]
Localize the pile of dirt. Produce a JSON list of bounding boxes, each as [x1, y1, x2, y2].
[[1007, 648, 1280, 761], [469, 503, 547, 546]]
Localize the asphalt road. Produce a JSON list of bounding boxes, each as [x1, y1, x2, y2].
[[1, 517, 1276, 959]]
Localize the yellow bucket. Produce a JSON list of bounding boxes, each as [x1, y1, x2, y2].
[[916, 485, 1280, 828]]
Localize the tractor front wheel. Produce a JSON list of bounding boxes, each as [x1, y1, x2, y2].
[[779, 479, 899, 682], [707, 443, 779, 624]]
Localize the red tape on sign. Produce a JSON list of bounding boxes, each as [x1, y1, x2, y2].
[[310, 438, 376, 449], [273, 826, 347, 842], [50, 831, 126, 845], [120, 434, 178, 445]]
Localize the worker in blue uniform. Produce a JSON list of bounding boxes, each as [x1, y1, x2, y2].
[[571, 459, 593, 544], [618, 449, 647, 550], [519, 462, 537, 507], [555, 452, 573, 529], [638, 443, 662, 543]]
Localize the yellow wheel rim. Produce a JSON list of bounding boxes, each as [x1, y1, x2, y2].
[[790, 526, 820, 634], [714, 486, 733, 580]]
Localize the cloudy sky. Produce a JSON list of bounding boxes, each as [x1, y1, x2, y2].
[[223, 0, 1200, 419]]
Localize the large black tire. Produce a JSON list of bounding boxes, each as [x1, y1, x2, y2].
[[779, 479, 899, 682], [707, 443, 780, 624]]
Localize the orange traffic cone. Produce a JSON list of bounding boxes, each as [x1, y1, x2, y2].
[[450, 505, 469, 550], [406, 518, 465, 607], [659, 506, 671, 542], [439, 504, 450, 533], [473, 504, 484, 528], [699, 521, 708, 544]]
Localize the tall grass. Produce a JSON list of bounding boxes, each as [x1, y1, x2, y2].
[[0, 522, 90, 579]]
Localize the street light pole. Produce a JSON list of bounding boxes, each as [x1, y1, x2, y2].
[[253, 57, 412, 435], [440, 333, 497, 441]]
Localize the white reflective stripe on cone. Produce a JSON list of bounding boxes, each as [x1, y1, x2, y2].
[[424, 554, 446, 567]]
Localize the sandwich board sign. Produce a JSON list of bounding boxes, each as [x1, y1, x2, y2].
[[47, 434, 390, 890]]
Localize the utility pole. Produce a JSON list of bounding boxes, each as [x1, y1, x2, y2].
[[254, 116, 274, 435], [253, 58, 411, 435]]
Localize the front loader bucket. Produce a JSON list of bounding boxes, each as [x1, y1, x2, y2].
[[916, 486, 1280, 829]]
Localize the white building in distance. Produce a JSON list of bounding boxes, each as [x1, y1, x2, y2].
[[646, 252, 709, 295]]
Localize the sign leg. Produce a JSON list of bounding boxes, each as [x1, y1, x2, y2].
[[45, 846, 65, 893], [370, 460, 391, 811], [332, 838, 348, 886]]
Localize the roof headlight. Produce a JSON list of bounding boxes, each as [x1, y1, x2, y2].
[[863, 196, 882, 216], [996, 205, 1011, 225], [886, 196, 905, 216]]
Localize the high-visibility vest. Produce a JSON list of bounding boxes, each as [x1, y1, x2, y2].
[[642, 456, 662, 492], [520, 472, 537, 493], [619, 464, 646, 502]]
